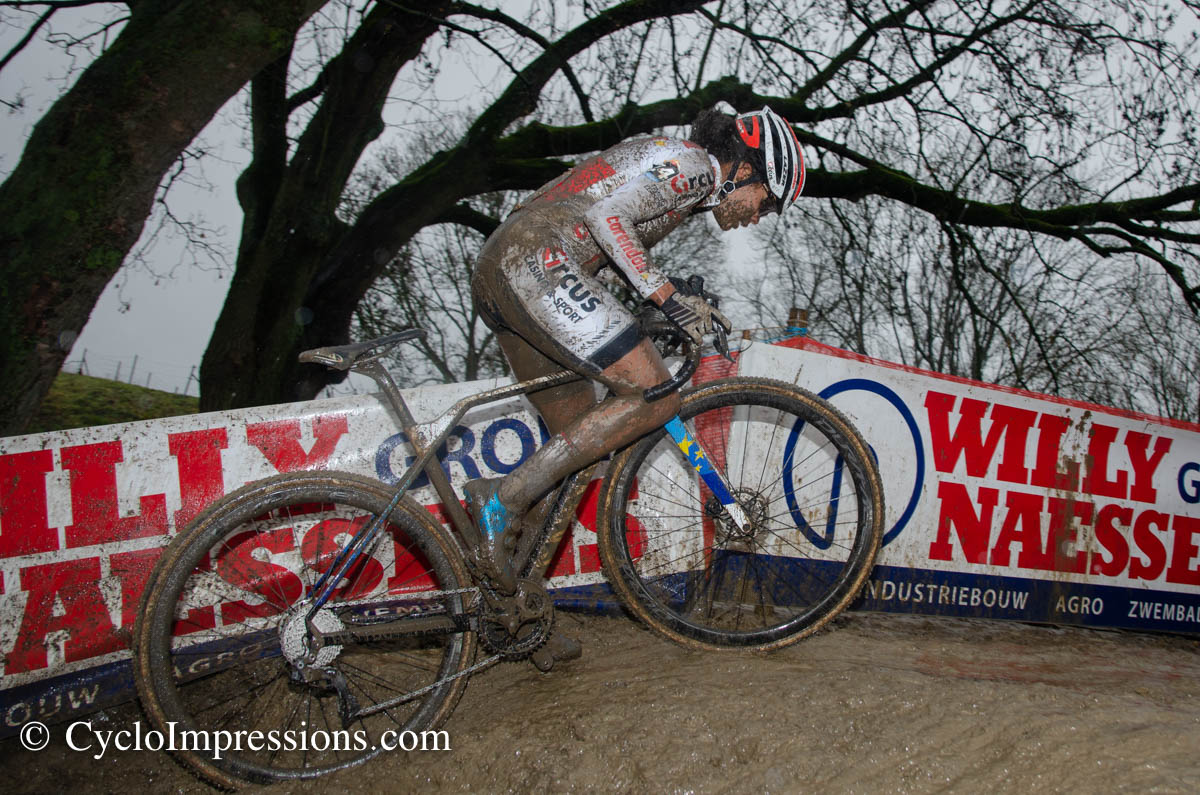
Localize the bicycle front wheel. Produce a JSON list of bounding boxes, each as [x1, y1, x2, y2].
[[597, 377, 884, 651], [134, 471, 476, 787]]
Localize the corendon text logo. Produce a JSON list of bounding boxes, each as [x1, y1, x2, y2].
[[782, 379, 924, 549], [604, 216, 649, 275]]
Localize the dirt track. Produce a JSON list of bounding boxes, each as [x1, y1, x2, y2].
[[3, 611, 1198, 793]]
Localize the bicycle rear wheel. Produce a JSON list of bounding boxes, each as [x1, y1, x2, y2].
[[133, 471, 476, 786], [597, 378, 884, 651]]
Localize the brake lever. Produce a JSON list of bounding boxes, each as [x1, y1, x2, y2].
[[713, 323, 734, 363]]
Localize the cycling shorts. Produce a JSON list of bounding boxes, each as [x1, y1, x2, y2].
[[472, 202, 644, 377]]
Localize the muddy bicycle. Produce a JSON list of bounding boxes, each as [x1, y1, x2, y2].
[[133, 314, 884, 787]]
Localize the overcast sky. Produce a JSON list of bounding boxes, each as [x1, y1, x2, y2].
[[1, 2, 761, 397], [2, 5, 246, 394]]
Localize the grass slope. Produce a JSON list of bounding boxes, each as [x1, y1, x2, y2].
[[28, 372, 199, 434]]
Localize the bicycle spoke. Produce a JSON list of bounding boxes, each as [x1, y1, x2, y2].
[[600, 381, 882, 649], [136, 472, 475, 784]]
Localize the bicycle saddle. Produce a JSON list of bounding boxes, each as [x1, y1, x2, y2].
[[298, 329, 426, 370]]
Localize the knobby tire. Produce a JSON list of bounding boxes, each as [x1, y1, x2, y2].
[[133, 471, 476, 787]]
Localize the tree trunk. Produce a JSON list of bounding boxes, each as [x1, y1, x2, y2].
[[198, 0, 452, 410], [0, 0, 326, 435]]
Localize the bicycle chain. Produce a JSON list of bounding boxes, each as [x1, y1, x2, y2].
[[478, 612, 553, 661], [313, 573, 552, 661]]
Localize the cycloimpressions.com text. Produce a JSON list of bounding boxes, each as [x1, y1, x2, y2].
[[59, 720, 450, 759]]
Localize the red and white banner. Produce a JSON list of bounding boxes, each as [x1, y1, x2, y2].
[[0, 377, 590, 731], [736, 338, 1200, 627]]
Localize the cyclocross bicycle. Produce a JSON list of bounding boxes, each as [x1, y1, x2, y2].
[[133, 306, 884, 787]]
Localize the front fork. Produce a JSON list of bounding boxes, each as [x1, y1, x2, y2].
[[662, 415, 750, 531]]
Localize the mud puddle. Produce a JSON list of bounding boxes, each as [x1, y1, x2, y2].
[[3, 612, 1198, 793]]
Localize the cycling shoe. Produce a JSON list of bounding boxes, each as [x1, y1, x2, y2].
[[530, 631, 583, 673]]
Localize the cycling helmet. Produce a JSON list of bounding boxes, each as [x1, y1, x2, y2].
[[734, 106, 805, 212]]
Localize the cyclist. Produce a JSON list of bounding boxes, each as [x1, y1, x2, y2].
[[468, 105, 805, 666]]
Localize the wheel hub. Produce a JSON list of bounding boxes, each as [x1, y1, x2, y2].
[[708, 488, 770, 544]]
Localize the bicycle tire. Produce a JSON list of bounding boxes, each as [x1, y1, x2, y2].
[[133, 471, 476, 787], [597, 377, 884, 651]]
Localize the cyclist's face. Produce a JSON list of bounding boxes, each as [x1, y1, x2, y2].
[[713, 164, 775, 230]]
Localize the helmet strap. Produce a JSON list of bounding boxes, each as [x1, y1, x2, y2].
[[715, 159, 764, 200]]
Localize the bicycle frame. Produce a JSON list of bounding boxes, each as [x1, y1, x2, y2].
[[303, 334, 748, 626]]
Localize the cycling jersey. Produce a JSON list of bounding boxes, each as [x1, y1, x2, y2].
[[472, 136, 719, 377]]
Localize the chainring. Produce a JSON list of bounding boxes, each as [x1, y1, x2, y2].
[[477, 577, 554, 661]]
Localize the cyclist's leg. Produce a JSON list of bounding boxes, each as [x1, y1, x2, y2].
[[488, 307, 680, 520], [470, 214, 681, 528], [470, 227, 683, 669], [497, 329, 599, 435]]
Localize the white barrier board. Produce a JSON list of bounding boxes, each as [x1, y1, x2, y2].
[[735, 339, 1200, 628]]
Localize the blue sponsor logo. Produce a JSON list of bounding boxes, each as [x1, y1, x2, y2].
[[1180, 461, 1200, 504], [375, 416, 550, 488], [782, 378, 925, 548]]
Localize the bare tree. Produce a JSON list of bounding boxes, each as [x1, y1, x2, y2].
[[0, 0, 326, 434], [2, 0, 1197, 432], [201, 0, 1200, 411], [732, 195, 1200, 421]]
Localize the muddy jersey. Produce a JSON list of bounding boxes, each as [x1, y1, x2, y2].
[[472, 136, 719, 376]]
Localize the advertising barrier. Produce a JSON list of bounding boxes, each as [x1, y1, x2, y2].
[[734, 340, 1200, 633], [1, 336, 1197, 734]]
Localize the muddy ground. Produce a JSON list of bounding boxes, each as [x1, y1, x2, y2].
[[3, 611, 1198, 794]]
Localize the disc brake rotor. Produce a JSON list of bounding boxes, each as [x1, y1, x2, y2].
[[708, 488, 770, 544]]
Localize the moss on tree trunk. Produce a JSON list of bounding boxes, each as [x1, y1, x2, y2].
[[0, 0, 325, 435]]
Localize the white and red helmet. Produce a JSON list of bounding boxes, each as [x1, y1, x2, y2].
[[734, 106, 806, 212]]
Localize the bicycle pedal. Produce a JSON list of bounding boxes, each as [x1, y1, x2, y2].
[[529, 646, 556, 673]]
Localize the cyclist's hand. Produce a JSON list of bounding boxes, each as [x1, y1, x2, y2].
[[659, 291, 732, 344]]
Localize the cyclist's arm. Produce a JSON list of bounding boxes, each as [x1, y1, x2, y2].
[[583, 146, 717, 306]]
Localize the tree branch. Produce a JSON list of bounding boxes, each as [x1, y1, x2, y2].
[[448, 0, 595, 122], [464, 0, 710, 146], [433, 202, 500, 237], [0, 7, 54, 74]]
